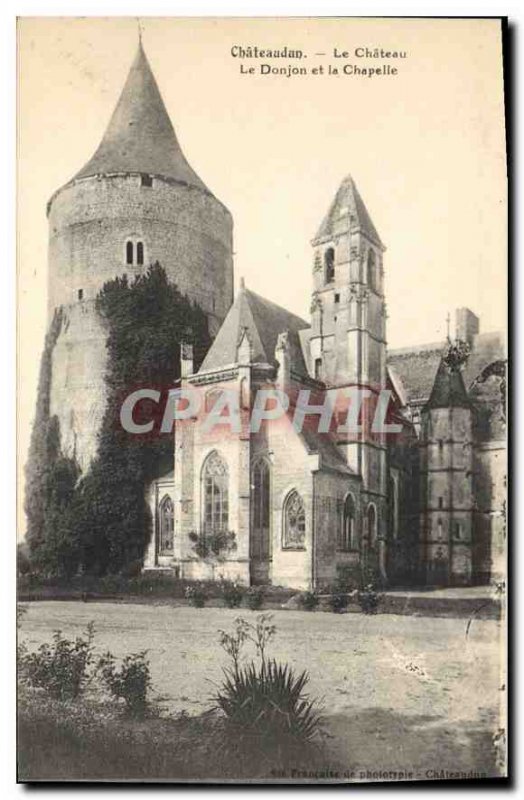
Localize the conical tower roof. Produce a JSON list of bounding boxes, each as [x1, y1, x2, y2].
[[313, 174, 383, 247], [72, 40, 208, 192], [426, 358, 471, 410]]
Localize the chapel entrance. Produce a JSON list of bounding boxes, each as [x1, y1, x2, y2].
[[250, 458, 271, 584]]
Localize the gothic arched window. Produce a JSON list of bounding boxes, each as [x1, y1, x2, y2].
[[367, 503, 377, 546], [388, 475, 399, 539], [126, 240, 134, 265], [367, 250, 376, 290], [137, 241, 144, 266], [324, 248, 335, 283], [158, 495, 174, 554], [339, 493, 356, 551], [283, 490, 306, 549], [252, 458, 271, 559], [202, 451, 229, 534]]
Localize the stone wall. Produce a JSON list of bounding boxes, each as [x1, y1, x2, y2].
[[46, 172, 233, 472]]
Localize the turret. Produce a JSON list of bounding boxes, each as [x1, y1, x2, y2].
[[419, 348, 474, 585], [45, 38, 234, 471]]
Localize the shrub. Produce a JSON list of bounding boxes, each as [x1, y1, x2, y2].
[[19, 623, 95, 700], [185, 583, 207, 608], [97, 650, 151, 716], [357, 584, 381, 614], [214, 659, 321, 754], [189, 530, 237, 560], [221, 581, 245, 608], [299, 591, 319, 611], [245, 586, 265, 611], [214, 615, 321, 763], [121, 559, 143, 579], [328, 591, 348, 614], [17, 544, 32, 576]]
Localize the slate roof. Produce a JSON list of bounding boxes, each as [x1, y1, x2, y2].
[[299, 427, 356, 475], [426, 360, 471, 409], [198, 285, 310, 374], [71, 40, 208, 192], [387, 331, 506, 407], [313, 174, 383, 247]]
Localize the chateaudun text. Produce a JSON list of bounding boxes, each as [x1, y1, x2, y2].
[[230, 45, 407, 78]]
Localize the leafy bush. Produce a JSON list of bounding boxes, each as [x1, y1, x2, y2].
[[17, 544, 32, 576], [357, 584, 381, 614], [245, 586, 265, 611], [121, 559, 143, 579], [97, 650, 151, 716], [185, 583, 207, 608], [221, 581, 245, 609], [19, 623, 95, 700], [189, 530, 237, 560], [328, 591, 348, 614], [299, 591, 319, 611]]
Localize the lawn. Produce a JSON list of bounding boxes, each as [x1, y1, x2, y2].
[[18, 601, 506, 782]]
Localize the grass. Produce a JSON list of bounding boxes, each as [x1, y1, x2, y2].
[[17, 683, 327, 781]]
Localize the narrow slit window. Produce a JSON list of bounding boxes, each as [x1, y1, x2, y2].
[[78, 289, 83, 301], [324, 248, 335, 283], [137, 241, 144, 266], [126, 240, 134, 265]]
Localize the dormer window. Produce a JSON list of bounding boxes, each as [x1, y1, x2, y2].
[[325, 248, 335, 283], [125, 239, 145, 266]]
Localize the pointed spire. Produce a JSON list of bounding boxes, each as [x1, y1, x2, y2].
[[313, 174, 383, 248], [426, 358, 471, 410], [72, 40, 209, 193]]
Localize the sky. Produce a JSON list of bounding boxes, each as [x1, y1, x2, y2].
[[17, 17, 507, 531]]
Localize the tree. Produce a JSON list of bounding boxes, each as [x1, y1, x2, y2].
[[73, 263, 211, 574]]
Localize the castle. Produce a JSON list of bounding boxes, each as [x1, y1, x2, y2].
[[44, 39, 506, 590]]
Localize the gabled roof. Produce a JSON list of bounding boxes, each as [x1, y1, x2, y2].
[[387, 331, 505, 407], [426, 359, 471, 410], [198, 285, 309, 374], [71, 40, 208, 192], [313, 174, 383, 247]]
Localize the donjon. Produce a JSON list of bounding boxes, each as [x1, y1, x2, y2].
[[46, 39, 233, 471]]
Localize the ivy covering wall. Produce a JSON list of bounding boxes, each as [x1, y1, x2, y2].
[[25, 264, 210, 576]]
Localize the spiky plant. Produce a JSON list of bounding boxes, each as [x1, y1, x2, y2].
[[214, 658, 321, 756]]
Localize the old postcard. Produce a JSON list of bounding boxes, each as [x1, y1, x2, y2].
[[17, 16, 508, 783]]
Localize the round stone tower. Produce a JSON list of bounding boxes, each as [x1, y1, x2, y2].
[[46, 39, 234, 471]]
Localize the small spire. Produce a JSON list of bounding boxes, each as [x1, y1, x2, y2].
[[446, 311, 451, 343], [137, 18, 143, 45]]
